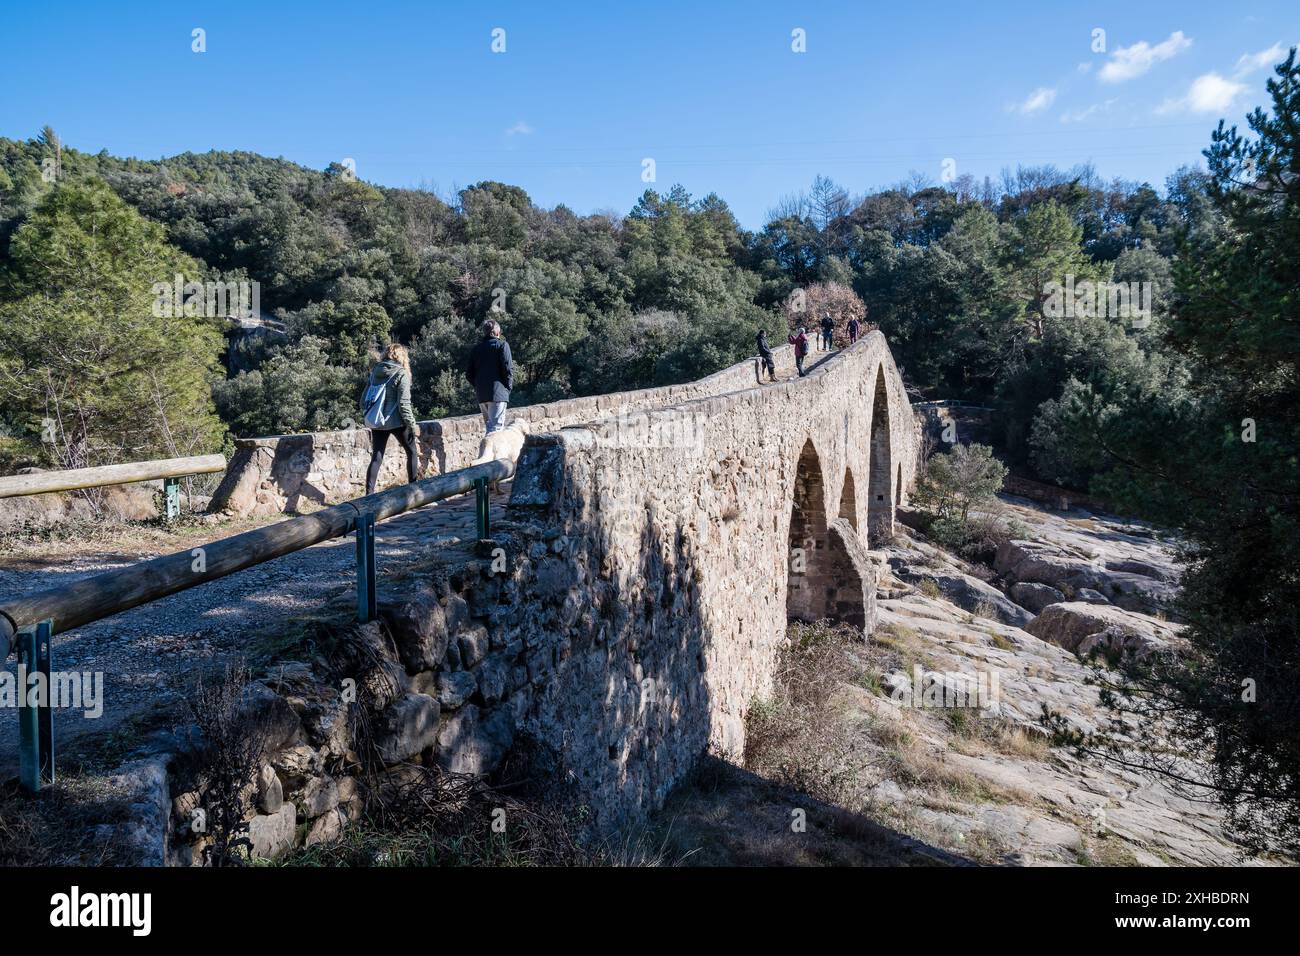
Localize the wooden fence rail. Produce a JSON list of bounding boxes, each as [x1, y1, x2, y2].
[[0, 458, 514, 662], [0, 454, 227, 499]]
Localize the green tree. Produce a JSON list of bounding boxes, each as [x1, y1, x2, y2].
[[1041, 50, 1300, 854], [913, 442, 1008, 524], [0, 179, 224, 471], [212, 335, 359, 436]]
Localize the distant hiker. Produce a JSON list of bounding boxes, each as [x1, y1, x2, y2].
[[820, 312, 835, 351], [847, 316, 861, 344], [789, 326, 809, 376], [362, 343, 419, 496], [466, 318, 513, 435], [756, 329, 777, 382]]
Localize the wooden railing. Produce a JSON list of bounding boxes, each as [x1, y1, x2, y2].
[[0, 457, 513, 791], [0, 454, 227, 499], [0, 453, 228, 524]]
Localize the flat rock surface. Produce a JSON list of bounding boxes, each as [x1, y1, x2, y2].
[[863, 498, 1263, 866]]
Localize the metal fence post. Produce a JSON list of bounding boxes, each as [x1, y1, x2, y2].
[[164, 476, 182, 521], [356, 512, 377, 623], [474, 477, 490, 540], [17, 618, 55, 792]]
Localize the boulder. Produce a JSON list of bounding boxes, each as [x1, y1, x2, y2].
[[1008, 582, 1066, 614], [305, 807, 344, 847], [238, 682, 302, 751], [457, 624, 491, 668], [295, 775, 339, 819], [1095, 572, 1179, 617], [246, 803, 297, 860], [104, 756, 172, 866], [1109, 558, 1179, 583], [435, 703, 515, 776], [256, 763, 283, 814], [997, 540, 1179, 615], [995, 540, 1107, 593], [1075, 588, 1110, 605], [475, 656, 510, 704], [272, 743, 322, 789], [890, 560, 1033, 627], [301, 691, 351, 758], [374, 693, 441, 765], [1026, 602, 1178, 659], [433, 670, 477, 710], [378, 588, 450, 673]]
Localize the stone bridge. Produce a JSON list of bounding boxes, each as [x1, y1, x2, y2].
[[200, 333, 921, 840], [351, 335, 925, 832]]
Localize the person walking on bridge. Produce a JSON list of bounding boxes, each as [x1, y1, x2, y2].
[[820, 312, 835, 351], [362, 343, 419, 496], [756, 328, 777, 382], [847, 316, 861, 344], [466, 318, 513, 435], [789, 326, 809, 376]]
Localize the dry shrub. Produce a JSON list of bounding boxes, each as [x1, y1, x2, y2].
[[745, 620, 876, 807], [180, 662, 273, 866]]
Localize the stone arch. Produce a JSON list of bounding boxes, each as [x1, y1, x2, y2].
[[867, 368, 895, 546], [839, 467, 858, 530], [787, 439, 869, 631]]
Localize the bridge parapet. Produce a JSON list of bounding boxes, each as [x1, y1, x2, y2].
[[210, 346, 799, 517]]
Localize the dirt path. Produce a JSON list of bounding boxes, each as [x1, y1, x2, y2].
[[0, 486, 510, 773]]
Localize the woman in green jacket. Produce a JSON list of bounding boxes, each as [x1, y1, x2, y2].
[[362, 343, 419, 495]]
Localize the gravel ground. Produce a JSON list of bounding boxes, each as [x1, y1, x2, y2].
[[0, 486, 509, 774]]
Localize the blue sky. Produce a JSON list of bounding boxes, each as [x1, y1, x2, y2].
[[2, 0, 1297, 227]]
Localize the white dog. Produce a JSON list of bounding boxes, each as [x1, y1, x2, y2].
[[471, 420, 530, 490]]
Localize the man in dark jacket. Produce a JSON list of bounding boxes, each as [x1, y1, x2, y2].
[[465, 319, 513, 434], [820, 312, 835, 351], [756, 329, 777, 382]]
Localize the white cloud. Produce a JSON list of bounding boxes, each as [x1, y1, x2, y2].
[[1060, 99, 1117, 124], [1234, 43, 1286, 76], [504, 121, 534, 136], [1157, 72, 1248, 114], [1077, 62, 1092, 74], [1099, 31, 1192, 83], [1013, 87, 1057, 115]]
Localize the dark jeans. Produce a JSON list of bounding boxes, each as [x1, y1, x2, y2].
[[366, 426, 418, 495], [796, 354, 806, 376], [760, 354, 776, 380]]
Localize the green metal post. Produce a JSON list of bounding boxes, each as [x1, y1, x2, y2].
[[475, 477, 490, 540], [356, 513, 376, 623], [17, 618, 55, 792], [164, 476, 182, 521]]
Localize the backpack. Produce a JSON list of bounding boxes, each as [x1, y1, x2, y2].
[[363, 378, 394, 428]]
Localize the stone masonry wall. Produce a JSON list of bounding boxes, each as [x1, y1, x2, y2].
[[210, 346, 799, 517], [430, 331, 923, 831]]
